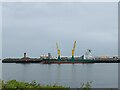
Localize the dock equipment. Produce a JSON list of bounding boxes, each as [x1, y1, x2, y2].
[[71, 41, 76, 62], [85, 49, 92, 59], [56, 42, 61, 61]]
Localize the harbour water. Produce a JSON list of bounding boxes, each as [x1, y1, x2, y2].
[[0, 60, 1, 89], [0, 60, 2, 80], [2, 63, 118, 88]]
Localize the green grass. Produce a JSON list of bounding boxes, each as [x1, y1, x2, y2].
[[0, 80, 93, 90], [0, 80, 118, 90], [1, 80, 68, 90], [0, 80, 2, 89], [80, 81, 92, 90]]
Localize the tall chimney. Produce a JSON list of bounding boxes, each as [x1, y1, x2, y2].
[[24, 53, 26, 58]]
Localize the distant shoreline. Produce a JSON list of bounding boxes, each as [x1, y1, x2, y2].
[[2, 58, 120, 64]]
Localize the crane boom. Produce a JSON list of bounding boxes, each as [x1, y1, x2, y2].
[[72, 41, 76, 61], [56, 42, 60, 61], [72, 41, 76, 55], [73, 41, 76, 50]]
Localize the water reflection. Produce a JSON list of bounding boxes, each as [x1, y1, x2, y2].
[[0, 60, 2, 89], [2, 63, 118, 88], [0, 60, 2, 80]]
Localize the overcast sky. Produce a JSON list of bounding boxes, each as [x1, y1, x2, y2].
[[2, 2, 118, 58], [0, 3, 1, 80]]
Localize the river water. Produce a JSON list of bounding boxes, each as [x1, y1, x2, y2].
[[0, 61, 1, 89], [2, 63, 118, 88]]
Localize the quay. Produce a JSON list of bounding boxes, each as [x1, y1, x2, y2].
[[2, 58, 120, 64]]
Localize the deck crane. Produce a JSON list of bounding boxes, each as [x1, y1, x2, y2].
[[71, 41, 76, 61], [56, 42, 61, 61]]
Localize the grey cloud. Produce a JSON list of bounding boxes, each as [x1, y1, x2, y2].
[[2, 2, 118, 58]]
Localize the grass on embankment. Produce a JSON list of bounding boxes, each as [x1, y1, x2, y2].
[[1, 80, 68, 89], [0, 80, 93, 90]]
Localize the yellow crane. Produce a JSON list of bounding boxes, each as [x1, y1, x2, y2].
[[56, 42, 61, 61], [72, 41, 76, 61]]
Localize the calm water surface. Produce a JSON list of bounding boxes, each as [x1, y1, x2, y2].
[[0, 61, 2, 80], [2, 63, 118, 88]]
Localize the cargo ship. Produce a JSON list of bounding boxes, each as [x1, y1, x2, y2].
[[41, 57, 119, 64], [2, 57, 120, 64], [41, 59, 95, 64], [2, 41, 119, 64], [2, 52, 119, 64]]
